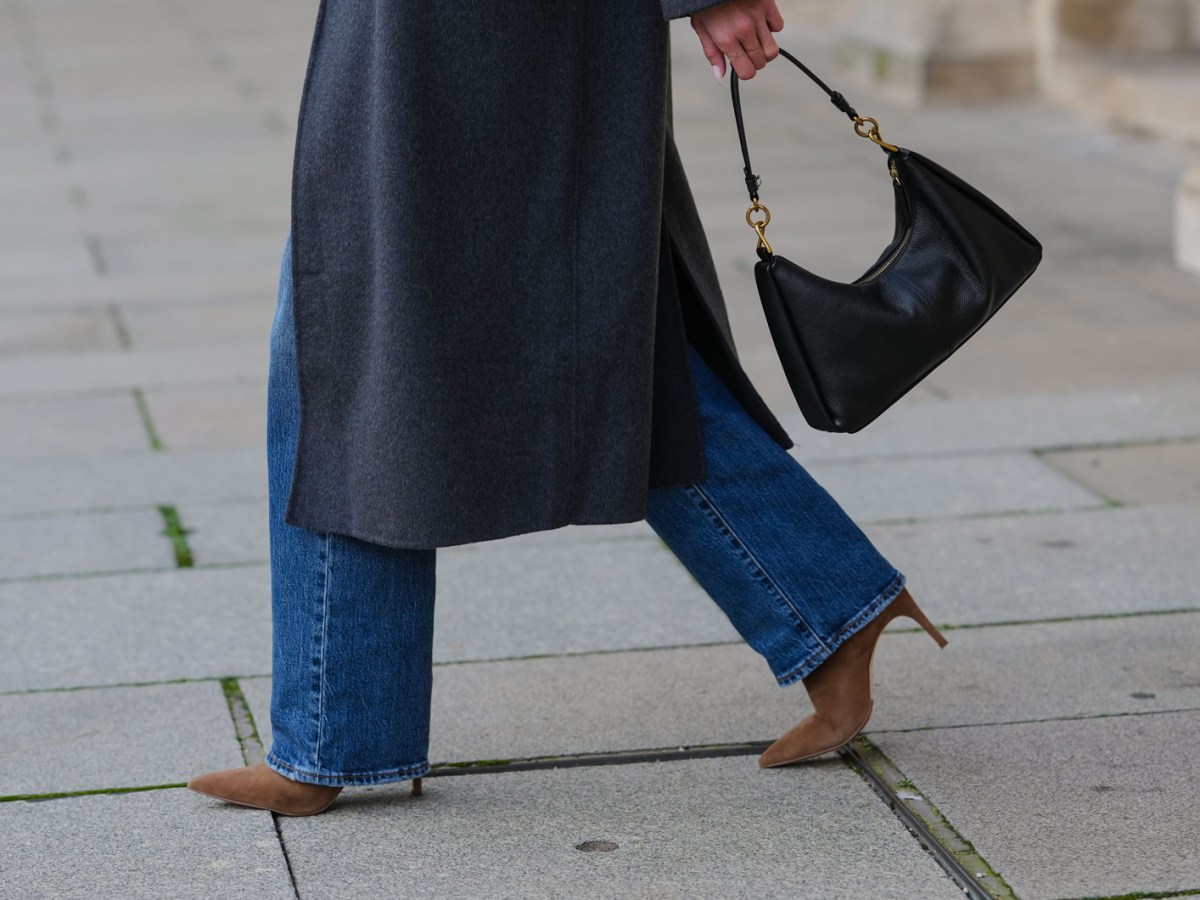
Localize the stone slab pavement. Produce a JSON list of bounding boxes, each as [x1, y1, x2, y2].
[[1, 0, 1198, 898]]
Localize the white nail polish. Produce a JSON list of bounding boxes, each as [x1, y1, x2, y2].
[[712, 64, 723, 82]]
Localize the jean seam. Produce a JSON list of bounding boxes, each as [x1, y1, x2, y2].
[[314, 529, 332, 770], [772, 569, 906, 686], [686, 482, 829, 654], [266, 751, 429, 786]]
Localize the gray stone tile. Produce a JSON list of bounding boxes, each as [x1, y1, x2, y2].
[[921, 300, 1200, 400], [181, 499, 269, 565], [0, 446, 265, 517], [0, 394, 150, 460], [98, 233, 288, 279], [0, 269, 277, 310], [0, 308, 121, 355], [877, 711, 1200, 899], [240, 611, 1200, 767], [279, 757, 961, 899], [0, 788, 294, 899], [0, 341, 267, 396], [141, 381, 267, 451], [784, 382, 1200, 463], [866, 504, 1200, 624], [867, 611, 1200, 733], [119, 296, 275, 350], [1041, 438, 1200, 505], [0, 239, 97, 287], [0, 566, 271, 692], [0, 508, 176, 580], [0, 682, 243, 796], [435, 537, 739, 663], [805, 452, 1105, 522]]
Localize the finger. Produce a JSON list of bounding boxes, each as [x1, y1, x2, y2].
[[691, 17, 725, 80], [739, 32, 768, 71], [715, 16, 760, 79], [764, 1, 785, 33], [734, 12, 768, 72], [754, 14, 780, 62]]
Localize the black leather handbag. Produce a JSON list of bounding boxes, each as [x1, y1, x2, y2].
[[730, 49, 1043, 433]]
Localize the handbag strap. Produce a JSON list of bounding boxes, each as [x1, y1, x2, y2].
[[730, 48, 897, 204]]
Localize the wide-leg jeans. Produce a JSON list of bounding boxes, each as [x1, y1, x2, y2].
[[266, 237, 906, 786]]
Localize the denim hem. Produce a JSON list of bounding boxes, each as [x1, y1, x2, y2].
[[265, 752, 430, 787], [772, 569, 907, 687]]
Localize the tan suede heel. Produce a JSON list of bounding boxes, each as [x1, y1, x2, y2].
[[187, 763, 343, 817], [758, 587, 947, 768]]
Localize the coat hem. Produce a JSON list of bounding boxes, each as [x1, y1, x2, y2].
[[281, 503, 677, 551]]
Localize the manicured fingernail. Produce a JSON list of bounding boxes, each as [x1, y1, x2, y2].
[[712, 64, 723, 82]]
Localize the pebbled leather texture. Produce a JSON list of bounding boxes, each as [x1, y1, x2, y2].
[[755, 147, 1042, 433]]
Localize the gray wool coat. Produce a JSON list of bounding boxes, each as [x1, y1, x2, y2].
[[285, 0, 793, 549]]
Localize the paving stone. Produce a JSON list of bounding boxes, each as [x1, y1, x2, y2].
[[877, 711, 1200, 899], [0, 566, 271, 692], [181, 499, 269, 565], [1041, 438, 1200, 505], [434, 536, 739, 663], [279, 756, 961, 899], [0, 682, 243, 796], [119, 296, 275, 349], [0, 535, 732, 691], [0, 239, 97, 287], [866, 504, 1200, 624], [805, 451, 1105, 522], [0, 788, 294, 899], [783, 381, 1200, 463], [0, 508, 176, 580], [0, 340, 267, 396], [141, 381, 267, 451], [98, 233, 288, 279], [0, 268, 277, 310], [0, 393, 150, 460], [921, 297, 1200, 400], [0, 446, 265, 517], [0, 307, 121, 355], [241, 611, 1200, 767]]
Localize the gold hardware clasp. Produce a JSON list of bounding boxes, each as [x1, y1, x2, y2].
[[745, 198, 773, 254], [853, 115, 899, 153]]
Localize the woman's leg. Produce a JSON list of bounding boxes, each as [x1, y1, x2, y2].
[[645, 343, 906, 687], [266, 235, 436, 787]]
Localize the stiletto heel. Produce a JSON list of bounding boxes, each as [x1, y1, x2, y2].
[[758, 586, 946, 768], [411, 777, 423, 797], [890, 588, 949, 648]]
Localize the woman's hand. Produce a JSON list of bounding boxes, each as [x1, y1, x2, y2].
[[690, 0, 784, 82]]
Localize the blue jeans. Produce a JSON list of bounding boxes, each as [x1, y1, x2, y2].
[[266, 237, 905, 786]]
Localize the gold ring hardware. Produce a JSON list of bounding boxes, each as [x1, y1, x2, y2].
[[745, 199, 773, 254], [853, 115, 899, 153]]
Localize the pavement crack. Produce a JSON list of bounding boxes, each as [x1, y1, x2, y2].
[[866, 705, 1200, 737], [157, 504, 194, 567], [0, 783, 186, 804], [133, 388, 164, 451], [220, 677, 265, 766], [841, 736, 1017, 900], [426, 742, 769, 778]]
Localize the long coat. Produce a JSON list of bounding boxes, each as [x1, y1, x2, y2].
[[285, 0, 793, 549]]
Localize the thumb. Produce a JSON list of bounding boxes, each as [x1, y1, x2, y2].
[[691, 17, 726, 81]]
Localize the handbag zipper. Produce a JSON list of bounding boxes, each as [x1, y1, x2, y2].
[[858, 159, 914, 283]]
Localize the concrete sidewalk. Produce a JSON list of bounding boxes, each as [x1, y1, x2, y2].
[[1, 1, 1198, 898]]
